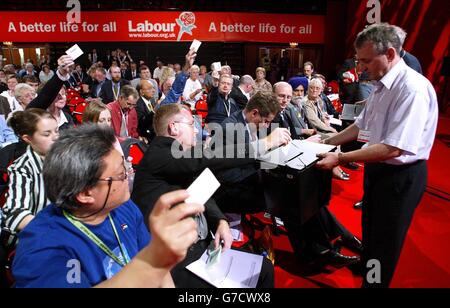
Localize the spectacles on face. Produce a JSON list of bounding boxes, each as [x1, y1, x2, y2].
[[97, 164, 133, 184], [174, 120, 195, 128], [309, 86, 322, 92]]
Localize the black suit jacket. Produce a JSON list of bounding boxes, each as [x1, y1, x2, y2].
[[124, 69, 139, 81], [131, 136, 254, 222], [99, 79, 131, 104], [230, 86, 249, 110], [271, 105, 309, 140], [215, 111, 261, 184], [135, 97, 155, 141]]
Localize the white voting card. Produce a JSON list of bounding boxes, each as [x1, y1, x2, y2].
[[185, 168, 220, 206], [190, 39, 202, 52], [212, 62, 222, 72], [65, 44, 84, 60], [329, 117, 342, 126], [186, 248, 263, 288]]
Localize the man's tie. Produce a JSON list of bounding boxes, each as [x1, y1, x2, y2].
[[113, 83, 119, 100]]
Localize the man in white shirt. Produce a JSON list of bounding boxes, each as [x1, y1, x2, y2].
[[182, 65, 203, 108], [316, 23, 438, 288], [153, 59, 164, 82]]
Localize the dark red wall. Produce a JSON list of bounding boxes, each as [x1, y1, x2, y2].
[[344, 0, 450, 100]]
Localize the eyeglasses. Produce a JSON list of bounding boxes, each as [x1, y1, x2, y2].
[[98, 162, 134, 184], [174, 121, 195, 127]]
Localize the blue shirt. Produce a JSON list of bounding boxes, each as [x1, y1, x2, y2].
[[0, 115, 17, 149], [13, 200, 150, 288]]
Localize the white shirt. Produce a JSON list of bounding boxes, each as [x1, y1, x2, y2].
[[182, 78, 202, 107], [153, 67, 164, 81], [1, 91, 20, 111], [355, 59, 438, 165], [57, 110, 69, 128]]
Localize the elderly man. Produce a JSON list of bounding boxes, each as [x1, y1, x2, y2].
[[135, 80, 157, 141], [317, 23, 438, 288], [182, 65, 203, 108], [100, 66, 130, 104], [272, 82, 316, 139], [131, 104, 274, 288], [230, 75, 255, 110], [12, 124, 204, 288]]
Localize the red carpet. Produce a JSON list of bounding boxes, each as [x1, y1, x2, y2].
[[256, 114, 450, 288]]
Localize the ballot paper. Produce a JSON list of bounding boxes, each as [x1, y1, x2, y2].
[[207, 241, 222, 269], [65, 44, 84, 61], [258, 140, 336, 171], [190, 39, 202, 52], [329, 117, 343, 126], [212, 62, 222, 72], [185, 168, 221, 205], [230, 226, 244, 242], [186, 249, 263, 288]]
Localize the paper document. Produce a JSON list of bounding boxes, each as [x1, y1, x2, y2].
[[212, 62, 222, 71], [186, 249, 263, 288], [329, 117, 342, 126], [65, 44, 84, 60], [230, 225, 244, 242], [190, 39, 202, 52], [185, 168, 220, 205], [258, 140, 336, 170]]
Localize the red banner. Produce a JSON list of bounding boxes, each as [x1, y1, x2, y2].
[[0, 11, 324, 43]]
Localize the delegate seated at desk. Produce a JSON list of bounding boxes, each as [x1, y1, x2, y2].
[[131, 103, 275, 288]]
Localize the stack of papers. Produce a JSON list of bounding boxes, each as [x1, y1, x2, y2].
[[258, 140, 336, 171], [186, 249, 263, 288]]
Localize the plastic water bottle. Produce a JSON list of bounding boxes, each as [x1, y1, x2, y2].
[[125, 156, 134, 193]]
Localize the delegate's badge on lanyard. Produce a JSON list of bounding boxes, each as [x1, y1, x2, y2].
[[357, 130, 371, 143]]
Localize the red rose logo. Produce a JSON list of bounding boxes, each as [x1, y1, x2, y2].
[[179, 12, 195, 27]]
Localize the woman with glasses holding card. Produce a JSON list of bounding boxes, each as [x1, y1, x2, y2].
[[12, 125, 204, 288]]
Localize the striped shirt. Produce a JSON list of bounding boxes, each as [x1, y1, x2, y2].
[[1, 146, 49, 233]]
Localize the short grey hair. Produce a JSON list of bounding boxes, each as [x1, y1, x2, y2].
[[43, 124, 116, 211], [239, 75, 255, 86], [355, 23, 405, 54], [190, 65, 200, 73], [14, 83, 34, 100], [308, 78, 324, 90], [273, 81, 292, 93], [119, 85, 139, 99]]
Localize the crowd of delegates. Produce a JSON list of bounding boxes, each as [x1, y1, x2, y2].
[[0, 23, 431, 288]]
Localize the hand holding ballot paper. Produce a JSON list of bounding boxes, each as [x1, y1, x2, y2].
[[259, 140, 336, 171], [55, 44, 83, 77], [189, 39, 202, 52]]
